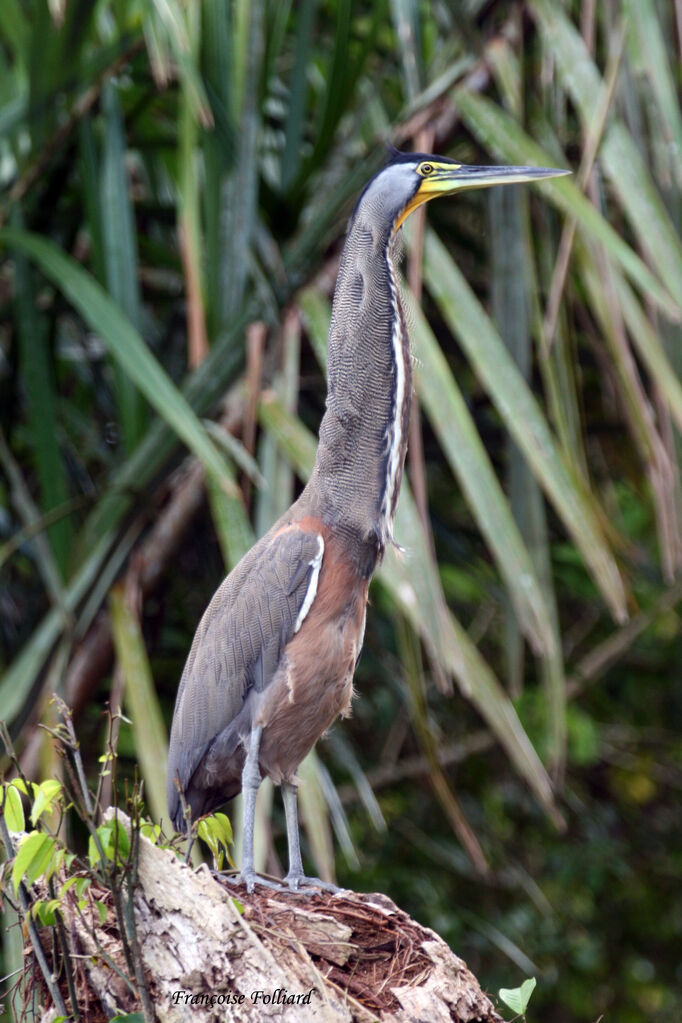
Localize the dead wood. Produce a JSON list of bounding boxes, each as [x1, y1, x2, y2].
[[32, 811, 502, 1023]]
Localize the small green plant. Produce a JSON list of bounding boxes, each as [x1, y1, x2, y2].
[[499, 976, 537, 1019], [0, 698, 211, 1021], [196, 811, 234, 870]]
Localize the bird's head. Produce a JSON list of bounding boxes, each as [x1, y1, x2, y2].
[[356, 149, 570, 235]]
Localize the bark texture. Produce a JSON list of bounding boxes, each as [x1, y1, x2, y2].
[[37, 813, 502, 1022]]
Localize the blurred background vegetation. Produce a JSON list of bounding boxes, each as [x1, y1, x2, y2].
[[0, 0, 681, 1019]]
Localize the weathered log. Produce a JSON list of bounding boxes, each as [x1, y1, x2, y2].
[[38, 812, 502, 1022]]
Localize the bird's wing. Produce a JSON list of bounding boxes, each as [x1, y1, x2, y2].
[[166, 524, 324, 817]]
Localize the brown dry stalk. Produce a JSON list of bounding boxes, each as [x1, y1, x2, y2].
[[242, 321, 267, 507], [543, 21, 625, 351], [179, 217, 209, 369]]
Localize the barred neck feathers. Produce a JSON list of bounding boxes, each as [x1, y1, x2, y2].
[[307, 177, 413, 562]]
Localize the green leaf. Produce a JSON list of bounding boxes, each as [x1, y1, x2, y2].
[[254, 313, 300, 538], [390, 0, 422, 100], [298, 286, 331, 369], [204, 420, 266, 487], [12, 205, 72, 574], [0, 531, 116, 727], [197, 818, 218, 851], [384, 484, 559, 823], [0, 0, 29, 56], [33, 898, 62, 926], [499, 976, 537, 1014], [100, 80, 146, 451], [95, 900, 108, 925], [109, 1015, 146, 1023], [304, 0, 354, 173], [297, 749, 336, 882], [205, 468, 255, 571], [140, 822, 162, 844], [109, 586, 169, 825], [69, 877, 91, 901], [0, 230, 232, 489], [88, 819, 131, 867], [197, 811, 234, 869], [624, 0, 682, 160], [258, 394, 317, 478], [88, 828, 109, 868], [614, 275, 682, 437], [211, 812, 234, 846], [177, 1, 208, 372], [281, 0, 317, 188], [454, 88, 679, 321], [3, 784, 25, 833], [78, 116, 107, 284], [215, 0, 262, 326], [422, 226, 627, 623], [12, 832, 56, 891], [529, 0, 682, 310], [407, 291, 557, 660], [59, 876, 83, 897], [487, 183, 566, 765], [153, 0, 211, 123], [201, 0, 234, 334], [30, 779, 62, 826], [0, 292, 248, 732]]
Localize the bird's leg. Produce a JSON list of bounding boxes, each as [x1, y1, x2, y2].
[[224, 725, 281, 893], [282, 780, 305, 884], [281, 780, 345, 894], [239, 725, 262, 890]]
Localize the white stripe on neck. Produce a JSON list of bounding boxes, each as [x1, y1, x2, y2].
[[378, 235, 408, 545]]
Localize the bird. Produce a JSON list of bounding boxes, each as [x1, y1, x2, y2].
[[167, 149, 568, 892]]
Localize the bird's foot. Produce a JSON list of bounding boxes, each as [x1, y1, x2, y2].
[[221, 869, 285, 894], [283, 871, 346, 894]]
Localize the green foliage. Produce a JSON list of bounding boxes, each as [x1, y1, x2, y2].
[[11, 832, 59, 892], [29, 779, 62, 828], [0, 709, 192, 1018], [87, 819, 131, 869], [499, 976, 537, 1016], [197, 811, 234, 870], [2, 782, 24, 833]]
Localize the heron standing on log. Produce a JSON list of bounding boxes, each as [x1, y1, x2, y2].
[[167, 150, 567, 891]]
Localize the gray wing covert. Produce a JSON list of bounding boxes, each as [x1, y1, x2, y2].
[[166, 526, 323, 826]]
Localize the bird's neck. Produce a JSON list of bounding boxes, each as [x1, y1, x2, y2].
[[304, 210, 412, 572]]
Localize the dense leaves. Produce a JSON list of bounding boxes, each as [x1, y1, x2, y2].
[[0, 1, 680, 1021]]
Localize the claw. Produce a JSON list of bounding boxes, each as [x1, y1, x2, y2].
[[283, 872, 346, 894], [222, 870, 285, 893]]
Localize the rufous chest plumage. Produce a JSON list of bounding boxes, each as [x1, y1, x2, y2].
[[255, 519, 369, 784]]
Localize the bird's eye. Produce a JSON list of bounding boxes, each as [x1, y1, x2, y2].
[[420, 163, 433, 175]]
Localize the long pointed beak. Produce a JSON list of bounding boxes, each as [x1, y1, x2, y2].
[[394, 162, 570, 232], [421, 163, 570, 196]]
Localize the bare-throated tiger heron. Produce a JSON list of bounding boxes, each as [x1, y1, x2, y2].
[[167, 151, 568, 891]]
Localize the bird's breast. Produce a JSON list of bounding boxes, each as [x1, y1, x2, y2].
[[255, 524, 369, 784]]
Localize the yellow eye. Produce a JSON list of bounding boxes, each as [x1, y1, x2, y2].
[[419, 163, 433, 176]]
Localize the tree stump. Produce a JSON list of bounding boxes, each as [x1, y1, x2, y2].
[[36, 813, 503, 1022]]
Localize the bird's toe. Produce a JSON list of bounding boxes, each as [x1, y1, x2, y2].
[[284, 873, 345, 894]]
